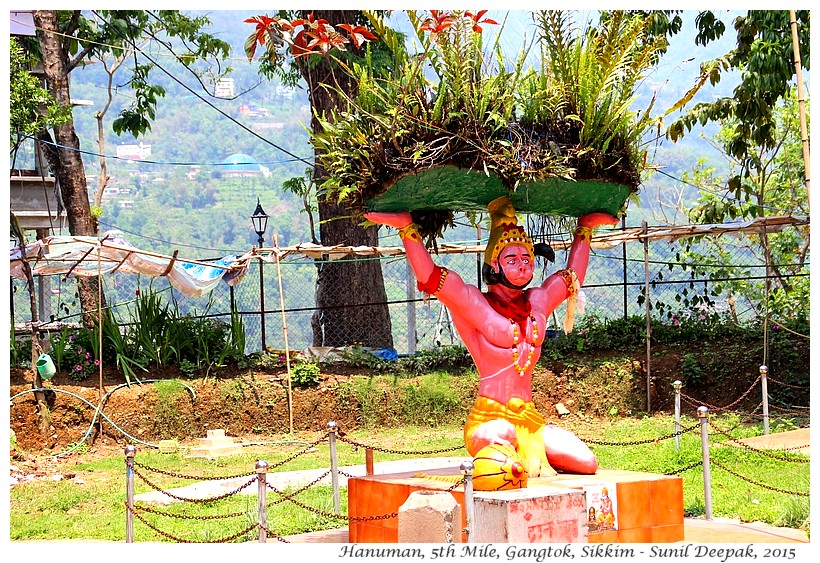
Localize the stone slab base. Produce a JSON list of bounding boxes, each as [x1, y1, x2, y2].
[[348, 466, 683, 543]]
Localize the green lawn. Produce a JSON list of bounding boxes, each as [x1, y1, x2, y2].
[[9, 415, 809, 542]]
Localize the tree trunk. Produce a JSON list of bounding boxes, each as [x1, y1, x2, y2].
[[34, 10, 105, 325], [300, 10, 394, 349]]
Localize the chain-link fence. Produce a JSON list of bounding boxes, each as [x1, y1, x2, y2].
[[11, 224, 809, 356]]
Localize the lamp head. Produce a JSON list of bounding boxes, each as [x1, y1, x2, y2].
[[250, 198, 269, 238]]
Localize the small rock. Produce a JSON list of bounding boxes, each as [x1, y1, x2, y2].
[[50, 474, 64, 482], [555, 403, 571, 416]]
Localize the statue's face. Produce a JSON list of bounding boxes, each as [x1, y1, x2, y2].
[[493, 243, 534, 287]]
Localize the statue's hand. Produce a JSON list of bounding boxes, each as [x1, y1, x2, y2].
[[578, 212, 619, 229], [469, 419, 519, 453], [364, 211, 413, 230]]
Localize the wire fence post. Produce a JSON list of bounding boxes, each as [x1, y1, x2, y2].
[[460, 460, 475, 543], [673, 380, 682, 451], [125, 445, 136, 543], [327, 421, 341, 515], [760, 365, 770, 435], [697, 406, 713, 520], [256, 460, 268, 543]]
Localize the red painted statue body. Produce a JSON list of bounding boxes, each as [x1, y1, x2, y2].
[[366, 199, 618, 477]]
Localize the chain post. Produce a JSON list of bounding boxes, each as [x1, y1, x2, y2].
[[697, 406, 713, 520], [125, 445, 136, 543], [460, 460, 475, 543], [673, 380, 682, 451], [760, 365, 770, 435], [327, 421, 341, 515], [256, 459, 268, 543]]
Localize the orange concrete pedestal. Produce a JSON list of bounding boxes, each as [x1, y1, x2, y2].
[[348, 465, 683, 543]]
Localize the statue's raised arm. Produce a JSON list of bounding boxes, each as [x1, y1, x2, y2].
[[366, 211, 511, 346], [529, 211, 620, 333]]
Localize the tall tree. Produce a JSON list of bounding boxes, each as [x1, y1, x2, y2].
[[655, 11, 810, 192], [246, 10, 394, 349], [677, 89, 809, 320], [31, 10, 231, 323], [34, 11, 100, 321]]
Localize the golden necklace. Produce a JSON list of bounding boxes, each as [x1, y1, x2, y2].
[[510, 314, 540, 376]]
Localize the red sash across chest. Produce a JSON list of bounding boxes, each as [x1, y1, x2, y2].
[[483, 290, 532, 336]]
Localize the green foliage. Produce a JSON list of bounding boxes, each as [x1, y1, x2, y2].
[[10, 327, 32, 369], [291, 361, 321, 387], [400, 373, 473, 426], [51, 10, 231, 140], [9, 37, 71, 153], [672, 91, 809, 320], [665, 10, 810, 181], [681, 353, 704, 386], [395, 345, 472, 375], [337, 371, 475, 427]]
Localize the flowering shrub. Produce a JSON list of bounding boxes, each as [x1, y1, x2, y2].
[[70, 347, 99, 381]]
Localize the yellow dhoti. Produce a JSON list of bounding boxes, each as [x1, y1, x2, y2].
[[464, 396, 555, 477]]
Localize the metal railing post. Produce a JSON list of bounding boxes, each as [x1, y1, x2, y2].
[[460, 460, 475, 543], [760, 365, 770, 435], [125, 445, 136, 543], [673, 380, 682, 451], [697, 406, 713, 520], [257, 460, 268, 543], [328, 421, 341, 515]]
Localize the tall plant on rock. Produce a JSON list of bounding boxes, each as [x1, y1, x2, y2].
[[245, 11, 395, 350], [308, 10, 664, 237]]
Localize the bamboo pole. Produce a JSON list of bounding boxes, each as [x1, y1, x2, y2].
[[273, 234, 294, 435], [643, 221, 651, 413], [97, 244, 104, 441], [789, 10, 810, 208]]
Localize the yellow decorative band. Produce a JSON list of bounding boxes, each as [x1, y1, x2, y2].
[[398, 223, 422, 243], [435, 268, 449, 295], [556, 268, 579, 296], [573, 225, 593, 242]]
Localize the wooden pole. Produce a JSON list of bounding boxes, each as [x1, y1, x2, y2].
[[789, 10, 810, 208], [643, 221, 651, 413], [273, 235, 294, 435], [97, 244, 104, 441]]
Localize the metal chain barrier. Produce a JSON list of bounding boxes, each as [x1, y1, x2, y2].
[[336, 433, 465, 455], [706, 420, 810, 463], [267, 435, 328, 470], [766, 375, 810, 389], [258, 523, 291, 543], [708, 458, 810, 497], [129, 503, 259, 543], [664, 460, 703, 475], [132, 502, 248, 520], [132, 467, 259, 503], [266, 480, 397, 522], [134, 459, 254, 481], [679, 374, 762, 412], [265, 469, 333, 506], [583, 422, 700, 446]]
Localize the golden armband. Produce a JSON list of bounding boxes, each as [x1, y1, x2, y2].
[[398, 223, 423, 243], [573, 225, 593, 243]]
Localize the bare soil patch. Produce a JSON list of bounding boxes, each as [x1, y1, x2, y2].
[[9, 337, 808, 473]]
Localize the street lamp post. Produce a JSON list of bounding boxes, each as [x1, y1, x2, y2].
[[251, 199, 269, 351]]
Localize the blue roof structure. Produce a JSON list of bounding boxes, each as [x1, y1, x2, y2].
[[222, 153, 262, 174]]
